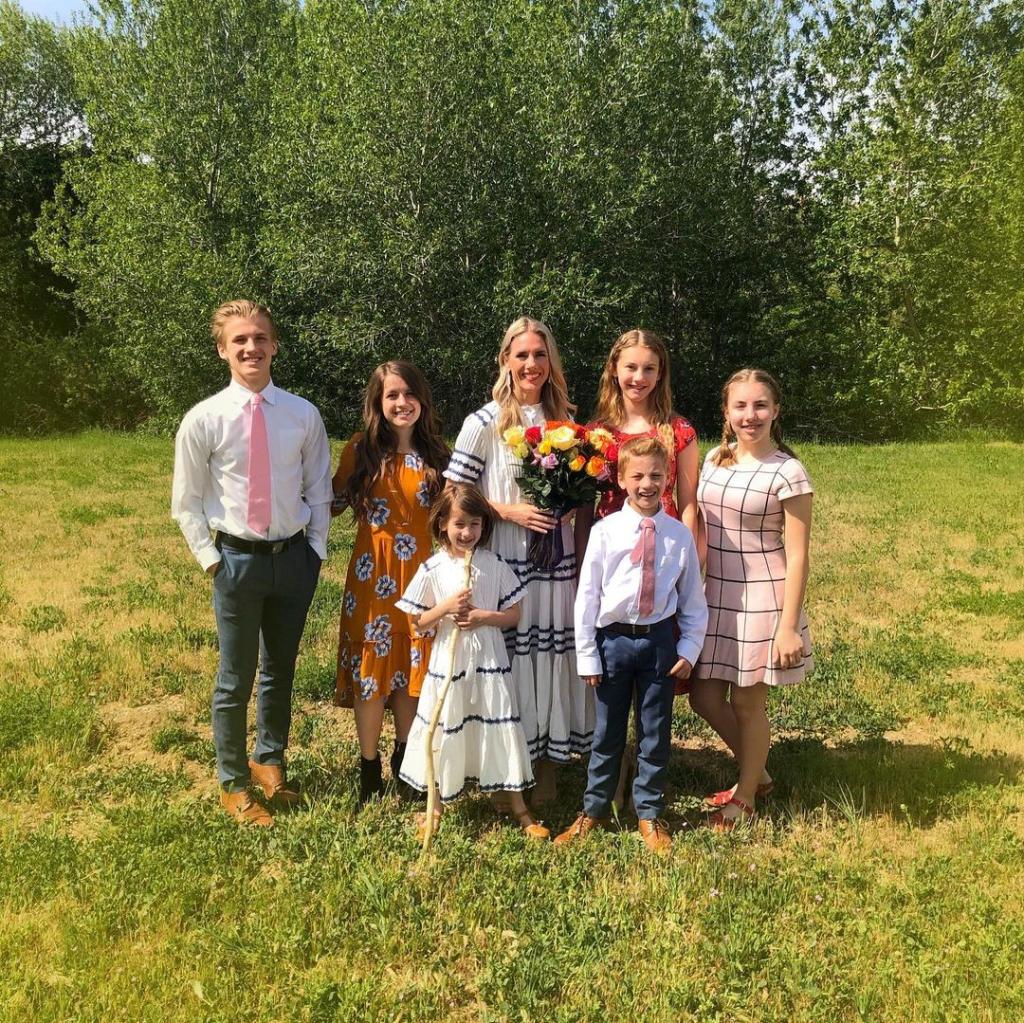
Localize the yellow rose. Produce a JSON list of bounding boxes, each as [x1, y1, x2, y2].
[[588, 427, 614, 452], [503, 425, 526, 448], [569, 454, 586, 472], [514, 442, 530, 459], [538, 438, 552, 455], [585, 455, 606, 477], [547, 425, 577, 451]]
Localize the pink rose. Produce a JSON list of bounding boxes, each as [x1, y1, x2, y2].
[[540, 453, 559, 469]]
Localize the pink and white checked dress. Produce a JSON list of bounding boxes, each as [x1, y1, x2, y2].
[[694, 448, 814, 687]]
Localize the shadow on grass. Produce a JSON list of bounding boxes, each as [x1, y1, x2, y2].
[[670, 735, 1023, 830]]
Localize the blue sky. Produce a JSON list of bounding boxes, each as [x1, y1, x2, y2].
[[19, 0, 91, 22]]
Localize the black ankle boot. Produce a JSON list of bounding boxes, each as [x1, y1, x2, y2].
[[390, 740, 420, 801], [390, 740, 407, 782], [359, 754, 383, 805]]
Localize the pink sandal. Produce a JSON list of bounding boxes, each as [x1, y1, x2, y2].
[[708, 795, 756, 833]]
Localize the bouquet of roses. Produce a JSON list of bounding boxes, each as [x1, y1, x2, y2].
[[502, 420, 617, 569]]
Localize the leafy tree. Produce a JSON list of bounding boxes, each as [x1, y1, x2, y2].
[[0, 0, 103, 431]]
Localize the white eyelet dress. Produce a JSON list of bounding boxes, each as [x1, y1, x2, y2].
[[444, 401, 594, 762], [396, 549, 534, 800]]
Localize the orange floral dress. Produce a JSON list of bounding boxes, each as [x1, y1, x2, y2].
[[332, 434, 434, 706]]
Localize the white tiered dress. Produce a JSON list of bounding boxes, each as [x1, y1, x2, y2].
[[444, 401, 594, 762], [396, 548, 534, 802]]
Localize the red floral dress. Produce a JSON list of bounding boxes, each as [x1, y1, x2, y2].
[[592, 416, 698, 520]]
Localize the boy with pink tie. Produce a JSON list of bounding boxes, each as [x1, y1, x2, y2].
[[557, 436, 707, 853], [172, 300, 332, 825]]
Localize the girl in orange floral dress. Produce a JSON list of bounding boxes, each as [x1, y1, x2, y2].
[[331, 362, 448, 803]]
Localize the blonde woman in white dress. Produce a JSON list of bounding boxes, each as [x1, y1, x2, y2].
[[444, 317, 594, 803]]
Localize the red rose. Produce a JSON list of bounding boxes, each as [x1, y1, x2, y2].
[[524, 426, 543, 445], [574, 423, 587, 439], [605, 442, 618, 463]]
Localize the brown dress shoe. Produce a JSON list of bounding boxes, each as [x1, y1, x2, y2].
[[553, 812, 605, 847], [220, 790, 273, 827], [637, 817, 672, 854], [249, 759, 302, 809]]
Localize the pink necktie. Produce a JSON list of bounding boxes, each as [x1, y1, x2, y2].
[[247, 392, 272, 535], [630, 517, 656, 617]]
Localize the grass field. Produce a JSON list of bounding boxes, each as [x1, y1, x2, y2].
[[1, 432, 1023, 1022]]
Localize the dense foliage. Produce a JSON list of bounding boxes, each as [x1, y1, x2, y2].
[[2, 0, 1021, 437]]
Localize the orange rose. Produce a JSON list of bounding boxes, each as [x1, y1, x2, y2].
[[585, 456, 606, 477]]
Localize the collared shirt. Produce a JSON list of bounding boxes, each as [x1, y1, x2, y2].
[[171, 379, 333, 570], [575, 503, 708, 676]]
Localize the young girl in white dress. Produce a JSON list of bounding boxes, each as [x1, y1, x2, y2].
[[397, 483, 550, 840]]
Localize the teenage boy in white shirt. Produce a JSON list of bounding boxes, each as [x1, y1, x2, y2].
[[557, 436, 707, 853], [172, 300, 332, 825]]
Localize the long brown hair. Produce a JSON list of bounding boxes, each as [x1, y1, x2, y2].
[[344, 362, 449, 518], [592, 328, 677, 458], [492, 316, 575, 435], [711, 368, 797, 467], [429, 483, 496, 551]]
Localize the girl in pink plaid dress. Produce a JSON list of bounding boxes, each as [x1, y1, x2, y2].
[[690, 369, 814, 830]]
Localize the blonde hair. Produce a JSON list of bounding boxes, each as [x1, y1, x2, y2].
[[711, 368, 797, 467], [617, 435, 670, 473], [210, 299, 276, 347], [492, 316, 576, 434], [592, 329, 677, 460]]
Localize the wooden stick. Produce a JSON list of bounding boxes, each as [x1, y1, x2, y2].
[[420, 547, 474, 856]]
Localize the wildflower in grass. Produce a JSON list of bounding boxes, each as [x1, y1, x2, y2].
[[710, 888, 720, 898], [374, 575, 398, 599], [355, 552, 374, 581], [394, 533, 417, 560]]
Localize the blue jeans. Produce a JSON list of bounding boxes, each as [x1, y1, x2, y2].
[[211, 539, 321, 789], [583, 619, 677, 820]]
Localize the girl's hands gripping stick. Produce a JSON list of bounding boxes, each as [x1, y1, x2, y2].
[[455, 601, 522, 632], [413, 587, 472, 632]]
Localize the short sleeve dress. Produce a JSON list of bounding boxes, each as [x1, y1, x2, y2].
[[445, 401, 594, 762], [333, 434, 435, 705], [593, 415, 698, 520], [694, 448, 814, 687], [396, 549, 534, 801]]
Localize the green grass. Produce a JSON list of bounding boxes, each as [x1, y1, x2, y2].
[[1, 432, 1023, 1021]]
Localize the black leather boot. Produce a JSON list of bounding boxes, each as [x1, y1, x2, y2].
[[390, 740, 407, 782], [358, 754, 383, 805], [390, 740, 421, 801]]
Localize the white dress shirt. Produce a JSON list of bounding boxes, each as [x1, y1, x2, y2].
[[171, 379, 333, 570], [575, 504, 708, 676]]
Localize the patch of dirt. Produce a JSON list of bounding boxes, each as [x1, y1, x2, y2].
[[99, 695, 213, 796]]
